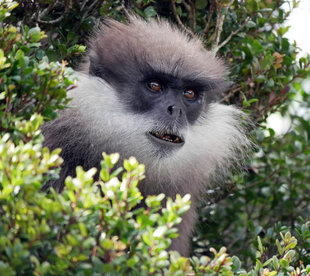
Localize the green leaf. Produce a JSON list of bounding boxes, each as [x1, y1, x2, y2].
[[142, 233, 152, 246], [79, 222, 88, 237], [276, 239, 282, 255], [195, 0, 207, 9], [29, 27, 43, 42], [144, 6, 157, 18], [246, 21, 256, 28], [257, 236, 263, 254]]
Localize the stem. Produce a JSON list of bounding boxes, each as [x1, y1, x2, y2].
[[213, 17, 250, 54], [211, 0, 235, 53], [171, 0, 195, 36]]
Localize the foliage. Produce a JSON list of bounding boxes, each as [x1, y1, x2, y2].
[[1, 0, 310, 275], [195, 112, 310, 267], [0, 121, 309, 275], [0, 0, 78, 142], [8, 0, 310, 121], [0, 123, 190, 275]]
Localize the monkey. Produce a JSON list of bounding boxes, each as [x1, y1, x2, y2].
[[41, 15, 251, 256]]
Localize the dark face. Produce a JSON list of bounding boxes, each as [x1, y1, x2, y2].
[[112, 70, 217, 150], [89, 56, 218, 151]]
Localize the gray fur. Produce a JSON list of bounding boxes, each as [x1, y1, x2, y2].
[[42, 16, 251, 256]]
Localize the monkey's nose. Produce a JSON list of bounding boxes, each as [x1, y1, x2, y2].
[[167, 105, 182, 117]]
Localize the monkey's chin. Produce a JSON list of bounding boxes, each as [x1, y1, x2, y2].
[[147, 131, 185, 148]]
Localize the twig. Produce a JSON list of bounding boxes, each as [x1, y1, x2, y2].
[[182, 0, 196, 30], [31, 0, 58, 21], [202, 2, 215, 36], [213, 16, 250, 53], [171, 0, 195, 36], [36, 0, 72, 25], [81, 0, 90, 10], [81, 0, 100, 23], [211, 0, 234, 54], [220, 84, 242, 103], [190, 0, 196, 30]]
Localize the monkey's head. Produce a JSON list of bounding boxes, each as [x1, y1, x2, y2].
[[69, 16, 249, 197], [84, 16, 228, 158], [42, 16, 250, 255]]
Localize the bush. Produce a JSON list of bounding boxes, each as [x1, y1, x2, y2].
[[0, 128, 192, 275], [0, 127, 309, 275], [1, 0, 310, 275], [0, 1, 76, 144]]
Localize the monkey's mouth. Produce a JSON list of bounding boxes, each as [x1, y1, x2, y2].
[[148, 131, 184, 144]]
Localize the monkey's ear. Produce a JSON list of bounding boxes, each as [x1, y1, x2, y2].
[[89, 55, 103, 77], [88, 54, 119, 83]]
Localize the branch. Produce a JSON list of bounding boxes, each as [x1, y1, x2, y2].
[[213, 16, 250, 54], [80, 0, 90, 10], [202, 2, 216, 36], [220, 84, 243, 104], [171, 0, 195, 36], [211, 0, 234, 54], [35, 0, 72, 25], [81, 0, 101, 23], [31, 0, 58, 21], [182, 0, 196, 31]]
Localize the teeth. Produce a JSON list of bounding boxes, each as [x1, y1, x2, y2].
[[150, 131, 182, 143]]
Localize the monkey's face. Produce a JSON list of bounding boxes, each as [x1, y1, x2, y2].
[[113, 70, 219, 153], [87, 17, 228, 157]]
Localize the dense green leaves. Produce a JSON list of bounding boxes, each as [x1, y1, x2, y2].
[[1, 0, 310, 275], [0, 135, 192, 274], [0, 7, 75, 141]]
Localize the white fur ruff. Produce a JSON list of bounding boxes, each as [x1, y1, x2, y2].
[[69, 73, 251, 198]]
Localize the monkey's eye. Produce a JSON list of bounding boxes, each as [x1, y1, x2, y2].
[[147, 81, 162, 92], [183, 89, 196, 100]]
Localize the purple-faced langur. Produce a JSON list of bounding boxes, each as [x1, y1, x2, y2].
[[42, 16, 251, 256]]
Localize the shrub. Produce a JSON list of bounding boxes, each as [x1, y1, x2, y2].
[[0, 128, 309, 275], [0, 0, 80, 142], [0, 0, 310, 275]]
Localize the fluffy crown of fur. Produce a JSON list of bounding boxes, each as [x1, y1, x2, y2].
[[87, 16, 227, 90]]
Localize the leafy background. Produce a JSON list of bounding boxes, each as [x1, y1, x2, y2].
[[1, 0, 310, 275]]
